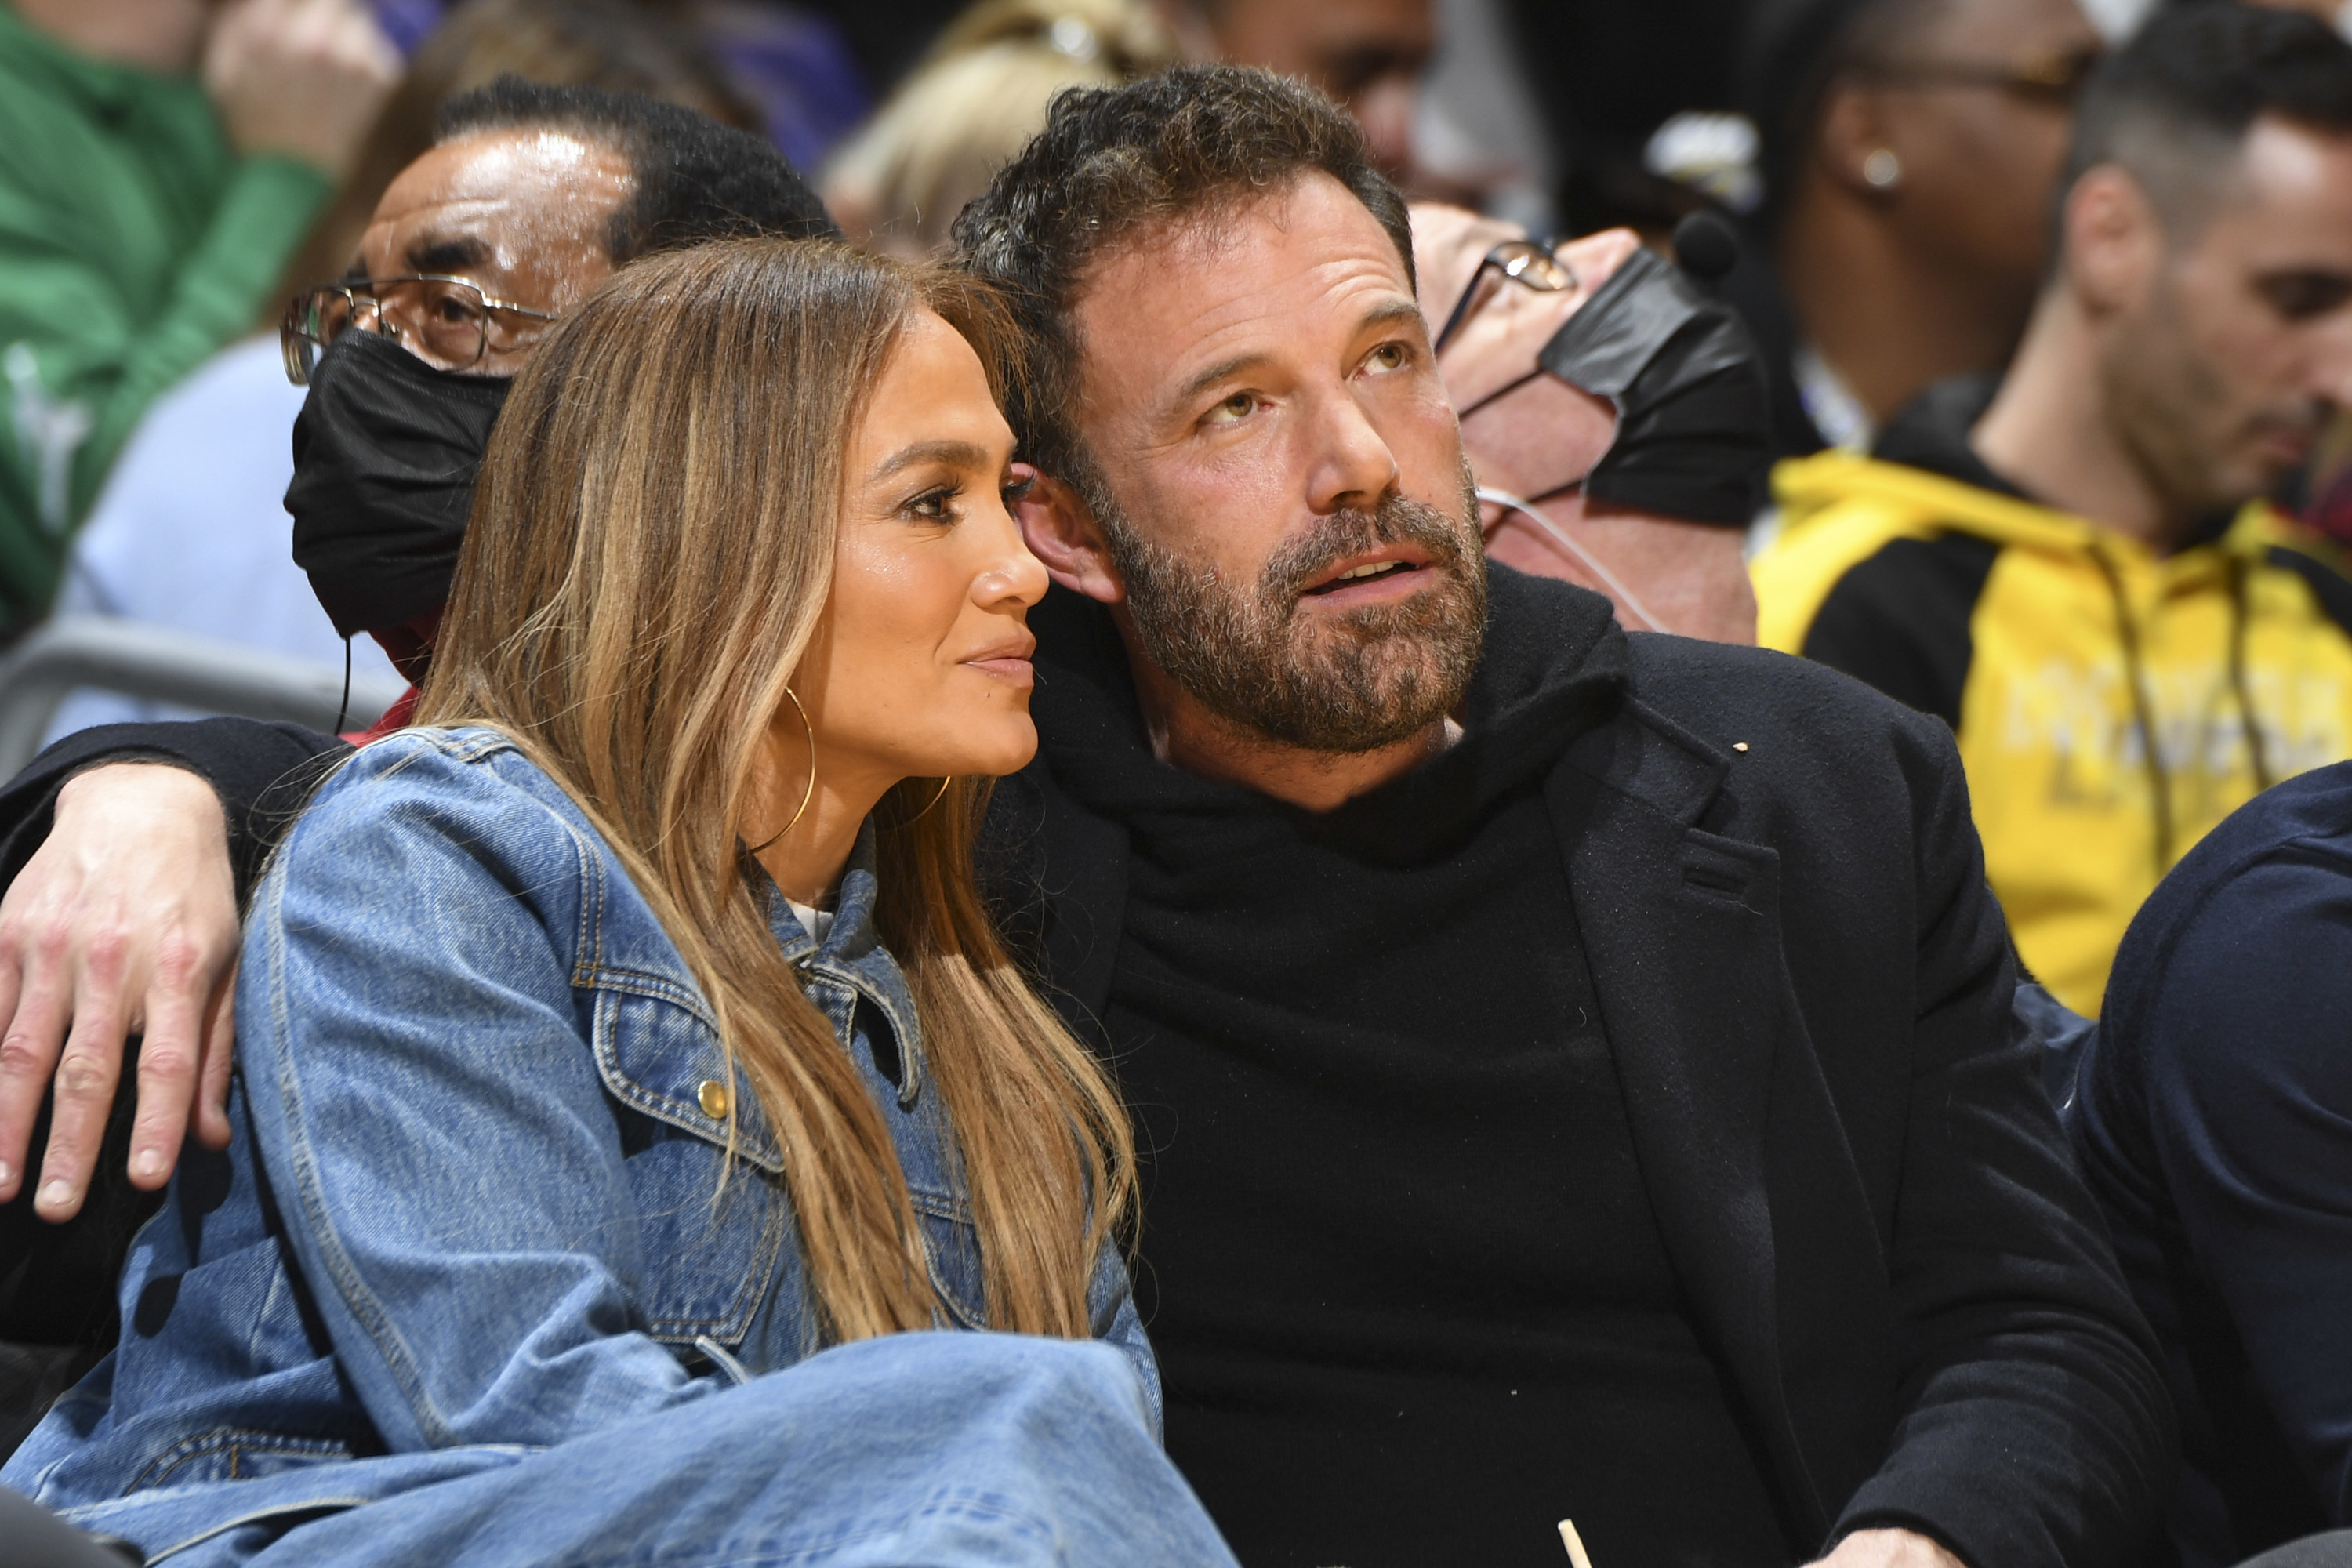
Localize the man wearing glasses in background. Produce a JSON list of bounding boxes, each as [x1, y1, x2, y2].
[[1731, 0, 2103, 459]]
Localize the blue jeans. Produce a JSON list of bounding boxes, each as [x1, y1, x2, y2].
[[89, 1333, 1235, 1566]]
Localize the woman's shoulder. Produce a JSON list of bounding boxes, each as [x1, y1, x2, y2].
[[274, 725, 609, 901], [300, 725, 579, 828]]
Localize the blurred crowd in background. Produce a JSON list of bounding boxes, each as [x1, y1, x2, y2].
[[19, 0, 2352, 656], [7, 0, 2352, 982]]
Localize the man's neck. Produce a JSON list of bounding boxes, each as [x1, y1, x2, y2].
[[12, 0, 209, 74], [1971, 290, 2176, 550], [1778, 182, 2035, 430], [1121, 632, 1455, 813]]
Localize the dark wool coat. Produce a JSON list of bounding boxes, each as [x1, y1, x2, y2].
[[981, 568, 2176, 1568]]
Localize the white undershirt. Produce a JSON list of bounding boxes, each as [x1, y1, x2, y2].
[[787, 898, 833, 943]]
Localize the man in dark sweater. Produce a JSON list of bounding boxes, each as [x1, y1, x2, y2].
[[2070, 761, 2352, 1568], [1, 66, 2170, 1568]]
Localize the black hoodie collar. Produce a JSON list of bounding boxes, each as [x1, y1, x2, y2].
[[1875, 372, 2241, 550], [1869, 374, 2032, 503], [1027, 564, 1631, 848]]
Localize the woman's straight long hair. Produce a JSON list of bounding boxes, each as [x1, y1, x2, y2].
[[416, 237, 1134, 1343]]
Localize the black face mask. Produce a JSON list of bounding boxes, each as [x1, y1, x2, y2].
[[1537, 246, 1769, 528], [286, 327, 512, 638]]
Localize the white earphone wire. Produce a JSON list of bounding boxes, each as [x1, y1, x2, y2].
[[1475, 485, 1675, 636]]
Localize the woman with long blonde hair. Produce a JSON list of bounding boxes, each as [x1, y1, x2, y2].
[[5, 238, 1238, 1568]]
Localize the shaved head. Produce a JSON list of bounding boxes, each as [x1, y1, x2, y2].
[[2061, 5, 2352, 249]]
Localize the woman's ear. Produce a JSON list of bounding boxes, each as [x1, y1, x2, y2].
[[1014, 470, 1128, 605]]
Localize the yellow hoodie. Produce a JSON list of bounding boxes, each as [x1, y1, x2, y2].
[[1755, 442, 2352, 1015]]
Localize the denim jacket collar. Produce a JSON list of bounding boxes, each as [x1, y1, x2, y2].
[[750, 819, 927, 1109]]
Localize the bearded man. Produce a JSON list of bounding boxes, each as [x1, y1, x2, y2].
[[949, 66, 2169, 1568], [0, 67, 2169, 1568]]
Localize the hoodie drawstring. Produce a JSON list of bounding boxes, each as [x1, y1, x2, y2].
[[2090, 547, 2176, 873], [2227, 554, 2276, 794]]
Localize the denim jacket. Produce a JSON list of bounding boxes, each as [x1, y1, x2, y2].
[[4, 728, 1152, 1559]]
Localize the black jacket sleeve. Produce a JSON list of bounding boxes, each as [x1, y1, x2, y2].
[[1831, 703, 2175, 1567], [0, 719, 351, 905]]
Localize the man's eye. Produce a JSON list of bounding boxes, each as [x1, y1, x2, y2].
[[1365, 343, 1410, 373], [2259, 272, 2352, 321], [1205, 391, 1257, 425]]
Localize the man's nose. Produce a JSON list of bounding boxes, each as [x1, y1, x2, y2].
[[1305, 387, 1404, 515], [2311, 319, 2352, 409]]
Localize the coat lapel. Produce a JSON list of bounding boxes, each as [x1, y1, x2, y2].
[[1551, 698, 1831, 1546]]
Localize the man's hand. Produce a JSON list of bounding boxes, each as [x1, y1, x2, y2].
[[1810, 1528, 1969, 1568], [0, 764, 241, 1221], [204, 0, 401, 183]]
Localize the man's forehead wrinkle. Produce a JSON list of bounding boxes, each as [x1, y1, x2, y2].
[[1065, 170, 1367, 314]]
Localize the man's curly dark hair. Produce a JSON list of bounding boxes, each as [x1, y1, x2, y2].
[[951, 64, 1413, 510]]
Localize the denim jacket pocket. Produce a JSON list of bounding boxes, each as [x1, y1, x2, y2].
[[131, 1432, 358, 1493], [587, 981, 786, 1174], [617, 1131, 793, 1345], [591, 985, 796, 1348], [912, 1187, 985, 1329]]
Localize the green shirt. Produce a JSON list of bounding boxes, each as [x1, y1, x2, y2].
[[0, 2, 332, 637]]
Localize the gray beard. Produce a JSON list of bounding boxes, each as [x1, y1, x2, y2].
[[1098, 474, 1488, 754]]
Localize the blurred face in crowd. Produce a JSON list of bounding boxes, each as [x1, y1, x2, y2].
[[1821, 0, 2100, 299], [2083, 116, 2352, 528], [789, 310, 1051, 793], [1193, 0, 1433, 177], [354, 128, 634, 376], [1044, 172, 1486, 753], [343, 127, 633, 667]]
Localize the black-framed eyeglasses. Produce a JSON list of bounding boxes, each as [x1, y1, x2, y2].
[[1855, 42, 2103, 106], [1432, 239, 1580, 356], [280, 274, 561, 386]]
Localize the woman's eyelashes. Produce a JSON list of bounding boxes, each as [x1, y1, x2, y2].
[[1002, 470, 1036, 506], [902, 482, 964, 524]]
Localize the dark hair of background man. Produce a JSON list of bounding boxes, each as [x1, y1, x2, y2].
[[952, 63, 1407, 512], [1740, 0, 1949, 238], [2060, 1, 2352, 234], [437, 76, 840, 260]]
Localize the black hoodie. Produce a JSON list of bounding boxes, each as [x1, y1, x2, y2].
[[1009, 569, 1787, 1568]]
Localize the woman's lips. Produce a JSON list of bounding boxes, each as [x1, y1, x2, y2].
[[964, 655, 1035, 684]]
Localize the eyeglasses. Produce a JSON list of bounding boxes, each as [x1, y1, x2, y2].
[[1856, 42, 2104, 106], [280, 275, 561, 386], [1433, 239, 1580, 355]]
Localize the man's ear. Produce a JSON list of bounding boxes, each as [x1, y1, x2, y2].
[[2062, 165, 2163, 318], [1015, 470, 1127, 605], [1816, 82, 1903, 203]]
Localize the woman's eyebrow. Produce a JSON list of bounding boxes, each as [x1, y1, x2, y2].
[[868, 439, 993, 482]]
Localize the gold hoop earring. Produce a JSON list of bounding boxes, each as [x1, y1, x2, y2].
[[751, 685, 817, 853], [893, 775, 953, 828]]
